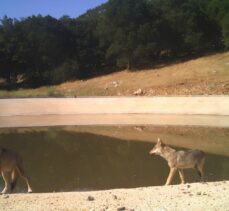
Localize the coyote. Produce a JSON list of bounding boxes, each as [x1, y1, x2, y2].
[[0, 147, 33, 194], [149, 138, 205, 185]]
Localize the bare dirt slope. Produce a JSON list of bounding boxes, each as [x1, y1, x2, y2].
[[0, 52, 228, 97], [56, 51, 229, 96]]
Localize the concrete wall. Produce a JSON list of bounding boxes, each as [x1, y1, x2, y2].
[[0, 96, 229, 116], [1, 114, 229, 128]]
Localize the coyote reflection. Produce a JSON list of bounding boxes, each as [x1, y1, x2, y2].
[[149, 138, 205, 185], [0, 148, 32, 194]]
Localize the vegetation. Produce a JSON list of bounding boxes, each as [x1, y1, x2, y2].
[[0, 0, 228, 87], [0, 52, 228, 98]]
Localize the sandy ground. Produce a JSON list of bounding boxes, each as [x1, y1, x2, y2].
[[0, 181, 228, 211]]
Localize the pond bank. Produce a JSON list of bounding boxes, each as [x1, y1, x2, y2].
[[1, 114, 229, 128], [1, 97, 229, 116], [0, 97, 229, 128], [1, 181, 228, 211]]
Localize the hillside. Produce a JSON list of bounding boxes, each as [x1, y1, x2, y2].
[[0, 0, 228, 86], [0, 52, 228, 97]]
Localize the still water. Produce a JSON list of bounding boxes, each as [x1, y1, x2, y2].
[[0, 126, 228, 193]]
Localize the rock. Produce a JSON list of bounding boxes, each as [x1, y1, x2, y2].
[[187, 185, 191, 188], [87, 196, 95, 201], [117, 207, 126, 211], [133, 89, 144, 96], [196, 192, 201, 196], [150, 89, 155, 95], [134, 126, 143, 132], [3, 195, 9, 199], [113, 195, 118, 200], [112, 81, 119, 87], [202, 192, 207, 196]]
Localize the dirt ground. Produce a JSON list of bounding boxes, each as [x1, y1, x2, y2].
[[0, 52, 228, 97], [0, 181, 228, 211], [56, 51, 229, 97]]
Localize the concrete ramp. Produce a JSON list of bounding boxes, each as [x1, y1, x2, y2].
[[0, 96, 229, 116], [0, 97, 229, 128]]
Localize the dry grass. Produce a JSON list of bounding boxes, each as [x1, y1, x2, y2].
[[0, 52, 229, 97]]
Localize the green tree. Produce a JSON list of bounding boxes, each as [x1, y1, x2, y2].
[[0, 16, 21, 83], [98, 0, 153, 69], [0, 0, 227, 87], [222, 12, 229, 49]]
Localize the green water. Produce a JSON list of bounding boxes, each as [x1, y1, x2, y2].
[[0, 126, 228, 193]]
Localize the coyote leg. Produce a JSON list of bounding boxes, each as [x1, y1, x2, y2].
[[1, 172, 11, 194], [165, 168, 177, 185], [11, 168, 19, 191], [196, 165, 205, 182], [16, 165, 32, 193], [178, 170, 185, 184], [195, 158, 205, 182]]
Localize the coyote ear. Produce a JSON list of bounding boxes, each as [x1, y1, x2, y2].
[[157, 138, 164, 146]]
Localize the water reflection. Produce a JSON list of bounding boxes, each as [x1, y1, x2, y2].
[[0, 126, 228, 193]]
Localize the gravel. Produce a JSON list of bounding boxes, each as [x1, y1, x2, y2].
[[0, 181, 228, 211]]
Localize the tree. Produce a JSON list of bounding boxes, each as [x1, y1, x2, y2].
[[0, 0, 227, 87], [0, 16, 21, 83], [222, 12, 229, 49], [98, 0, 153, 69]]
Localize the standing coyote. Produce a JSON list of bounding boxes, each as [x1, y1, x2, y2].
[[0, 147, 33, 194], [149, 138, 205, 185]]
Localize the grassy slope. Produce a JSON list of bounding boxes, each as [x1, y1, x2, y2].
[[0, 52, 228, 97]]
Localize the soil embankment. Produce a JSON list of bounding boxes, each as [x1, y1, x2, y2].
[[0, 97, 229, 128]]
